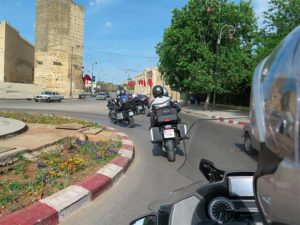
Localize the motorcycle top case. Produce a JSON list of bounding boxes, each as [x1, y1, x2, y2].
[[156, 107, 178, 123], [150, 127, 163, 143]]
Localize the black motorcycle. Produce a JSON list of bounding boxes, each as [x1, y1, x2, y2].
[[107, 99, 135, 128], [149, 106, 188, 162], [133, 97, 146, 115], [130, 159, 261, 225]]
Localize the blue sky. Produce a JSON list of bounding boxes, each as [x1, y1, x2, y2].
[[0, 0, 268, 84]]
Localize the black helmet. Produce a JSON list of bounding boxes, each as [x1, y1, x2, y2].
[[152, 85, 163, 98], [163, 87, 169, 97]]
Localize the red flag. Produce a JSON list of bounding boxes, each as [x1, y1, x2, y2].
[[143, 79, 146, 86], [148, 79, 153, 87]]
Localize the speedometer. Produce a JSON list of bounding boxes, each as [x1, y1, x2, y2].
[[208, 197, 235, 224]]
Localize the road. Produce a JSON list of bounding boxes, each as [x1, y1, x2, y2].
[[0, 99, 258, 225]]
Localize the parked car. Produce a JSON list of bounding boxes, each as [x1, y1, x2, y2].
[[105, 92, 110, 98], [78, 92, 94, 99], [96, 92, 107, 100], [242, 124, 260, 152], [34, 91, 64, 102]]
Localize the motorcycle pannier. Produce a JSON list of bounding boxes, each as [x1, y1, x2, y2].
[[116, 111, 128, 120], [177, 124, 188, 139], [156, 107, 178, 123], [150, 127, 163, 143]]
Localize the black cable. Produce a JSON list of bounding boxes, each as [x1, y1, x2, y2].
[[84, 47, 158, 59], [177, 116, 249, 175]]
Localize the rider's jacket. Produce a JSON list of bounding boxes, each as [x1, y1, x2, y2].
[[150, 96, 171, 111]]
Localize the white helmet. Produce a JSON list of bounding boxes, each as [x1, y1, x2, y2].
[[250, 26, 300, 225]]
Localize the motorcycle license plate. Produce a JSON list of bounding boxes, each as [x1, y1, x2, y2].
[[163, 129, 175, 138], [129, 111, 134, 116]]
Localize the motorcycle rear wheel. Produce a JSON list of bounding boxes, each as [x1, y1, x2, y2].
[[108, 112, 117, 124], [165, 139, 176, 162], [128, 117, 134, 128]]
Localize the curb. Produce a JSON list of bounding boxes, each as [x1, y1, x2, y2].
[[211, 116, 248, 126], [0, 98, 33, 101], [0, 127, 134, 225], [182, 109, 248, 126], [0, 117, 27, 139]]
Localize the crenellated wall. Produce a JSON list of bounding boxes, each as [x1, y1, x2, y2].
[[0, 21, 34, 84]]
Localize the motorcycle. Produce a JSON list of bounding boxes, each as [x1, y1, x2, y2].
[[107, 99, 135, 128], [130, 159, 262, 225], [149, 106, 188, 162], [133, 97, 146, 115]]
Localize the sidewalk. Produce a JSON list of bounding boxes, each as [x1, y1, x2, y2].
[[182, 105, 249, 126], [0, 117, 26, 137]]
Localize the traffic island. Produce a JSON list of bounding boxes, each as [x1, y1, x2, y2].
[[0, 112, 135, 225]]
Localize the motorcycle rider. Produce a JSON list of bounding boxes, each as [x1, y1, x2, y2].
[[249, 26, 300, 225], [162, 87, 181, 113], [115, 89, 129, 107], [149, 85, 171, 127]]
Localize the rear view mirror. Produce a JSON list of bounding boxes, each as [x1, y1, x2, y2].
[[130, 214, 158, 225], [199, 159, 225, 183]]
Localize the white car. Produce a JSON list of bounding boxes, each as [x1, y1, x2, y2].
[[34, 91, 64, 102], [96, 92, 107, 100]]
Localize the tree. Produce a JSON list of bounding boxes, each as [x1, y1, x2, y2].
[[257, 0, 300, 60], [156, 0, 258, 106]]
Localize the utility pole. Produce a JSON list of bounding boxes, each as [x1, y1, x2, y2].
[[70, 46, 74, 97]]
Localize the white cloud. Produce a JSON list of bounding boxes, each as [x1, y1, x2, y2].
[[105, 21, 113, 27], [252, 0, 269, 26]]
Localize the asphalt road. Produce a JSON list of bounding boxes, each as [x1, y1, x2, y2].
[[0, 99, 258, 225]]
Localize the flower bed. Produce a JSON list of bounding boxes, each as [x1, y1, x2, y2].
[[0, 138, 121, 217]]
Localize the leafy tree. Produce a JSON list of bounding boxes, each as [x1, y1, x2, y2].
[[257, 0, 300, 60], [156, 0, 258, 105]]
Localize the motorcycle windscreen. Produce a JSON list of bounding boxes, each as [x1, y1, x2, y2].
[[148, 180, 205, 212]]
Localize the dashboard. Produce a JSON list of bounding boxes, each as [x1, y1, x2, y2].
[[199, 173, 261, 224], [167, 172, 262, 225], [208, 197, 260, 224]]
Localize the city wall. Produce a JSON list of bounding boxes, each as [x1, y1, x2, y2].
[[0, 21, 34, 84]]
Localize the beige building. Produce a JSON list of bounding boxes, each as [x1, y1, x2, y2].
[[34, 0, 84, 96], [134, 67, 180, 101], [0, 21, 34, 83]]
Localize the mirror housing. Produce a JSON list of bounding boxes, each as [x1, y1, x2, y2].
[[130, 214, 158, 225], [199, 159, 225, 183]]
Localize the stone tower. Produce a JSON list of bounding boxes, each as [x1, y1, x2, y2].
[[34, 0, 84, 96]]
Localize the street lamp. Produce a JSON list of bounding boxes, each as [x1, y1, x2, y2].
[[212, 24, 236, 108], [205, 0, 221, 14], [204, 0, 236, 110], [91, 61, 98, 81]]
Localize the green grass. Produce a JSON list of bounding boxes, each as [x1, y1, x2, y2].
[[0, 111, 100, 128], [12, 159, 30, 175]]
